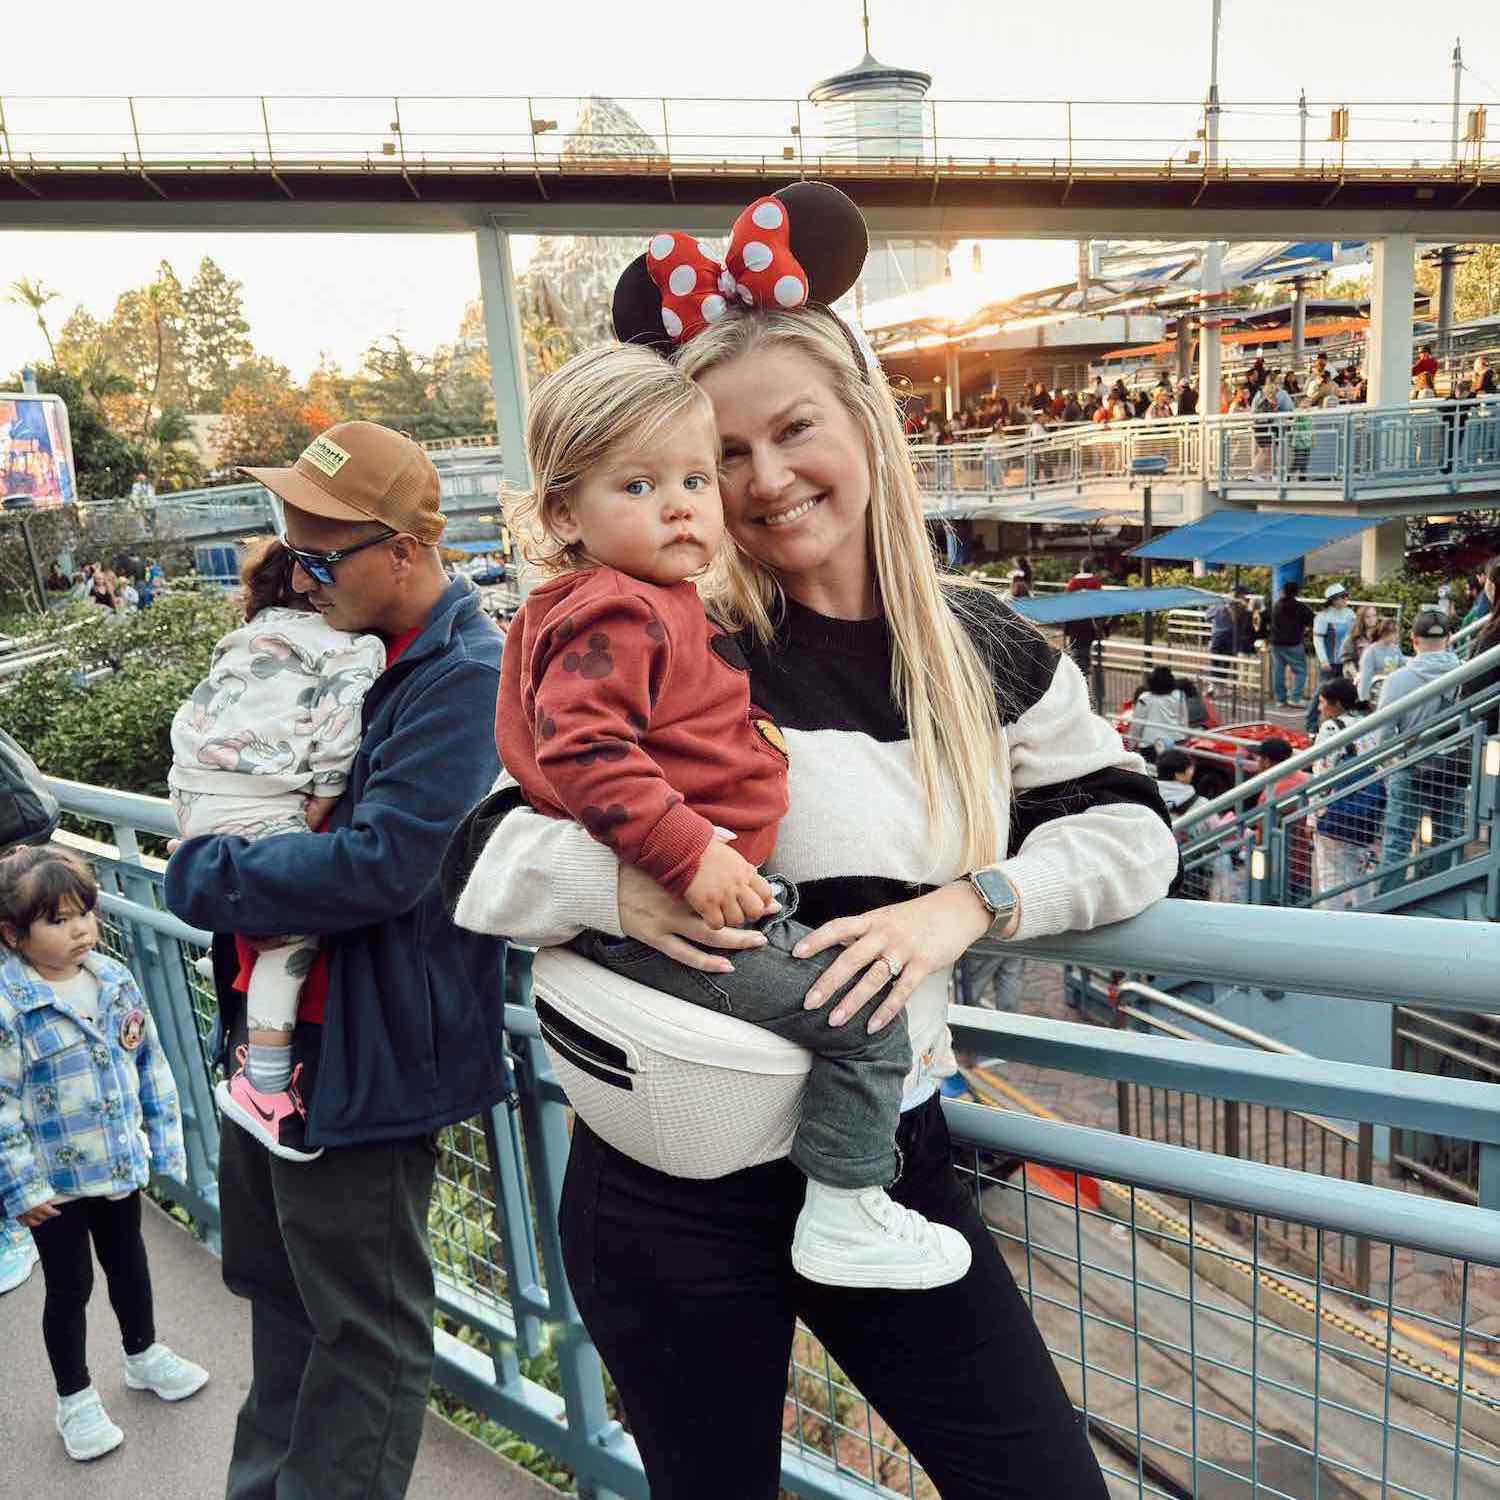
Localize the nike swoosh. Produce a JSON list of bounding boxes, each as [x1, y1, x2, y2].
[[248, 1094, 277, 1124]]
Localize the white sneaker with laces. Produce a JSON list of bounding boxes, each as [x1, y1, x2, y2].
[[123, 1342, 209, 1402], [791, 1181, 973, 1290], [56, 1385, 124, 1461]]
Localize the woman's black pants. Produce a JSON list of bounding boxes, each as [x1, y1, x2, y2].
[[29, 1191, 155, 1397], [559, 1093, 1108, 1499]]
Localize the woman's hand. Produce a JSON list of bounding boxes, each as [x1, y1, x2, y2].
[[795, 880, 1019, 1034], [18, 1197, 61, 1228], [617, 862, 778, 974]]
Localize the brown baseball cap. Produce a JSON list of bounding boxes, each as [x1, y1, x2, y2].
[[240, 421, 446, 544]]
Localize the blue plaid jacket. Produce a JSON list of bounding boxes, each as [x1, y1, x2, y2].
[[0, 951, 185, 1219]]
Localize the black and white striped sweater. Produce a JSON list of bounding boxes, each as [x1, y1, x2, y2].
[[445, 586, 1178, 1096]]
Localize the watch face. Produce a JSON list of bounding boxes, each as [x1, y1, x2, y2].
[[973, 868, 1017, 915]]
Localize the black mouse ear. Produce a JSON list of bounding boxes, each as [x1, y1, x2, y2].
[[611, 254, 674, 353], [773, 181, 868, 305]]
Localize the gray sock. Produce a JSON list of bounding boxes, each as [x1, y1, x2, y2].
[[245, 1043, 292, 1095]]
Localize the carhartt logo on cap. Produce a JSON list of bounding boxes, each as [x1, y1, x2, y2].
[[301, 435, 351, 478]]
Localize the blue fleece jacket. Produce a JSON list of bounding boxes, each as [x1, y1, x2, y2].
[[164, 575, 505, 1146]]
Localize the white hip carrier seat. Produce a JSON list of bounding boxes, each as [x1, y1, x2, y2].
[[530, 946, 946, 1179]]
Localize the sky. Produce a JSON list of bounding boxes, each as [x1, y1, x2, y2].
[[2, 0, 1496, 383]]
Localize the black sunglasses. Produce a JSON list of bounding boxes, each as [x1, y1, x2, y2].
[[280, 529, 396, 586]]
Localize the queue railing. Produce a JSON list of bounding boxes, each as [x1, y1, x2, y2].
[[42, 775, 1500, 1500], [1174, 643, 1500, 914]]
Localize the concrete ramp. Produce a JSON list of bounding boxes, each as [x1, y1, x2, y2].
[[0, 1199, 562, 1499]]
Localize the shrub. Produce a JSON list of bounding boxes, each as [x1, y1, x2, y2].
[[0, 584, 242, 795]]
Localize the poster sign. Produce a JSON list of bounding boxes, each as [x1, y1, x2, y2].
[[0, 394, 76, 508]]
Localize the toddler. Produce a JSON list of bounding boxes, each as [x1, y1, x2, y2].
[[496, 345, 971, 1290], [0, 846, 208, 1460], [169, 537, 384, 1161]]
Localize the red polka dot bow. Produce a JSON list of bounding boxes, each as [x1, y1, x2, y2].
[[644, 196, 810, 346]]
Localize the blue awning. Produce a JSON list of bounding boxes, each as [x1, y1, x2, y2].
[[1008, 585, 1225, 625], [1130, 512, 1386, 567], [446, 539, 505, 554]]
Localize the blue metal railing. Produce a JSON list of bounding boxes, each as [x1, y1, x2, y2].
[[1176, 640, 1500, 914], [44, 776, 1500, 1499], [912, 396, 1500, 517]]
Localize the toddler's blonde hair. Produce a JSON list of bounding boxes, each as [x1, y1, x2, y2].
[[508, 344, 714, 575]]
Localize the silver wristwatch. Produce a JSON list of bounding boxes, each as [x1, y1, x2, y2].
[[966, 866, 1020, 936]]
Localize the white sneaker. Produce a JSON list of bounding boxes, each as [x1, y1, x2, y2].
[[123, 1342, 209, 1402], [0, 1235, 38, 1295], [192, 954, 215, 981], [791, 1181, 973, 1291], [56, 1386, 124, 1461]]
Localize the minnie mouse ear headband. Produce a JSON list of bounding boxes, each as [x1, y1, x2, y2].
[[611, 181, 869, 354]]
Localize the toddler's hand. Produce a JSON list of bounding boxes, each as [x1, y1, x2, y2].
[[304, 794, 340, 830], [683, 841, 776, 931], [18, 1198, 61, 1227]]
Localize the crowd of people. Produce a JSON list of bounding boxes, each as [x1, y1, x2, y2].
[[907, 346, 1500, 450], [1145, 570, 1500, 910], [43, 556, 168, 613]]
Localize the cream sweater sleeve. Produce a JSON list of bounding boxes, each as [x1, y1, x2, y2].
[[452, 771, 624, 946], [996, 653, 1180, 942]]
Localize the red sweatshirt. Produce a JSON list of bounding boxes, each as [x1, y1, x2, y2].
[[497, 568, 789, 898]]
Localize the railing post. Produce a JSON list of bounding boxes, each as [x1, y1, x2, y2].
[[1223, 1098, 1242, 1161], [1479, 1143, 1500, 1212], [1349, 1122, 1375, 1297], [1116, 1079, 1132, 1139]]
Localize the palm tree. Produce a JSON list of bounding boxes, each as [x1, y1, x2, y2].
[[6, 277, 60, 364], [79, 348, 133, 405]]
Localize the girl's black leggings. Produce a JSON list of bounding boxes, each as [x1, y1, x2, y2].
[[29, 1191, 155, 1396]]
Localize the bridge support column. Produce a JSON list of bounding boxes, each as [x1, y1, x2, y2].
[[475, 224, 531, 498], [1360, 516, 1406, 583], [1368, 235, 1416, 409], [1290, 276, 1308, 369]]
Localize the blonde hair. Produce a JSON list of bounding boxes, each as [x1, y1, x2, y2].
[[508, 344, 714, 574], [676, 309, 1007, 870]]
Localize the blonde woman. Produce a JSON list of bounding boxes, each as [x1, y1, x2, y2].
[[449, 186, 1178, 1498]]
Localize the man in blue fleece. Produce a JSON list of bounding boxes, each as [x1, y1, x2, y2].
[[165, 422, 504, 1500]]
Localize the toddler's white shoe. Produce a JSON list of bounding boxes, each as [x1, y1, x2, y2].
[[123, 1342, 209, 1402], [192, 954, 216, 981], [56, 1385, 124, 1461], [791, 1181, 973, 1290]]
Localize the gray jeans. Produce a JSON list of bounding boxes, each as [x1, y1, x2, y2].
[[568, 877, 909, 1189]]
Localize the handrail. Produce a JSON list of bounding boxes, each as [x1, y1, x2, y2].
[[946, 1101, 1500, 1265], [1175, 637, 1500, 833], [947, 1004, 1500, 1145], [1112, 978, 1301, 1055], [1001, 898, 1500, 1013]]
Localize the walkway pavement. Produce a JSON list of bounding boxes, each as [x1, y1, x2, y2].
[[0, 1200, 562, 1499]]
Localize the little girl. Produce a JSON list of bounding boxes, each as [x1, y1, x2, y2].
[[488, 344, 971, 1290], [169, 537, 384, 1162], [0, 846, 208, 1461]]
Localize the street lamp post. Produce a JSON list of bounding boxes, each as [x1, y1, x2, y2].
[[1131, 455, 1169, 649]]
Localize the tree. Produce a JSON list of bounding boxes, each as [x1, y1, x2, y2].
[[1416, 245, 1500, 324], [522, 310, 576, 386], [215, 381, 316, 469], [181, 257, 253, 412], [7, 278, 60, 364], [99, 263, 188, 443], [20, 364, 147, 502]]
